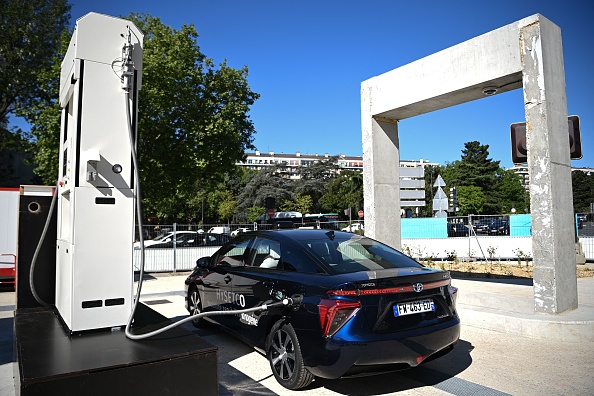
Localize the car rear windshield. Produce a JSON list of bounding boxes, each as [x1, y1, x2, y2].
[[304, 235, 422, 273]]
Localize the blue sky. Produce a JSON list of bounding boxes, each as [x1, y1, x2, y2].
[[64, 0, 593, 169]]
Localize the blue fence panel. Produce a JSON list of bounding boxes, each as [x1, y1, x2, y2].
[[402, 217, 447, 238], [510, 214, 531, 236]]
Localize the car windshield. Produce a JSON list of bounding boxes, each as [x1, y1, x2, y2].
[[304, 235, 422, 273]]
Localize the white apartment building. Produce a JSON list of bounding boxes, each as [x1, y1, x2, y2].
[[237, 151, 439, 207]]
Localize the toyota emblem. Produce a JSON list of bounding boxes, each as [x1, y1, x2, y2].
[[413, 283, 423, 292]]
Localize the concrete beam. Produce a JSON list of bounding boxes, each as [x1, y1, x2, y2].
[[363, 16, 541, 121]]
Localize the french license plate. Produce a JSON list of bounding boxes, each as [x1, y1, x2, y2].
[[394, 299, 435, 317]]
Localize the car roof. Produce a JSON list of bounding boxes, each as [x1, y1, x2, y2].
[[252, 229, 356, 243]]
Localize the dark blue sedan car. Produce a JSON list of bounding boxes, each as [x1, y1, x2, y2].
[[185, 229, 460, 389]]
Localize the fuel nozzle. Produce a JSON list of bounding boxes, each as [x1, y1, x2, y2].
[[269, 289, 303, 309], [270, 289, 285, 301]]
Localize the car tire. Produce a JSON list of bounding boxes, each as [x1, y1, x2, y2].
[[188, 286, 205, 328], [266, 320, 314, 390]]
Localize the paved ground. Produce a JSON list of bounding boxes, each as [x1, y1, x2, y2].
[[2, 274, 594, 395]]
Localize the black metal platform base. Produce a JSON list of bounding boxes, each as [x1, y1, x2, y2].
[[14, 303, 218, 396]]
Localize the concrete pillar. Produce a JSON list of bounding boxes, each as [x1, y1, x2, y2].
[[361, 101, 401, 247], [520, 18, 578, 313]]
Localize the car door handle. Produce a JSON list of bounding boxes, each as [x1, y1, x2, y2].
[[224, 275, 232, 284]]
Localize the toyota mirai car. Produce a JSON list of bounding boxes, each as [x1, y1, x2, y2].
[[184, 229, 460, 389]]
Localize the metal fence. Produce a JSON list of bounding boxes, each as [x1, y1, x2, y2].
[[133, 215, 593, 272], [400, 213, 593, 261], [133, 221, 362, 272]]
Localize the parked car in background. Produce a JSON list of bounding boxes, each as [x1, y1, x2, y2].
[[231, 227, 252, 237], [302, 213, 340, 230], [447, 223, 469, 237], [135, 232, 230, 249], [174, 233, 230, 248], [199, 233, 231, 247], [207, 226, 230, 235], [488, 219, 510, 235], [274, 211, 303, 220], [577, 213, 587, 229], [341, 223, 364, 233], [185, 229, 460, 390], [255, 211, 304, 230], [134, 231, 198, 250], [473, 219, 493, 234]]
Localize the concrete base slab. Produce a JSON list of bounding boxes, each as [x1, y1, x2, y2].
[[453, 277, 594, 342]]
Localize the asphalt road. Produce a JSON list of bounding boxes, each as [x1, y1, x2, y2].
[[180, 314, 594, 396], [2, 276, 594, 395]]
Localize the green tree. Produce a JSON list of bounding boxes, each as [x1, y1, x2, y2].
[[0, 125, 40, 186], [1, 0, 70, 131], [128, 14, 259, 218], [10, 27, 72, 184], [572, 170, 594, 214], [346, 171, 363, 200], [319, 170, 363, 215], [456, 185, 485, 215], [217, 190, 237, 223], [176, 169, 250, 223], [294, 158, 339, 212], [236, 165, 293, 216], [294, 194, 314, 214], [495, 169, 528, 213], [442, 141, 501, 214], [457, 141, 501, 190], [247, 206, 265, 222]]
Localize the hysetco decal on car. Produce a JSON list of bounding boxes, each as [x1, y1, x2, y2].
[[214, 290, 259, 326], [216, 289, 246, 307]]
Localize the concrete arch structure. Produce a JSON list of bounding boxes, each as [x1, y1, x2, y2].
[[361, 14, 577, 314]]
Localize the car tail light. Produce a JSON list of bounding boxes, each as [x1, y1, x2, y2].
[[327, 279, 451, 296], [318, 299, 360, 337], [449, 285, 458, 306]]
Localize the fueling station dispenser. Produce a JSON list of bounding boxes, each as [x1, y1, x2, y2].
[[14, 14, 218, 395], [56, 13, 143, 332]]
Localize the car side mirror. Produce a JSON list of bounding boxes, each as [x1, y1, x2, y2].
[[196, 257, 211, 268]]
